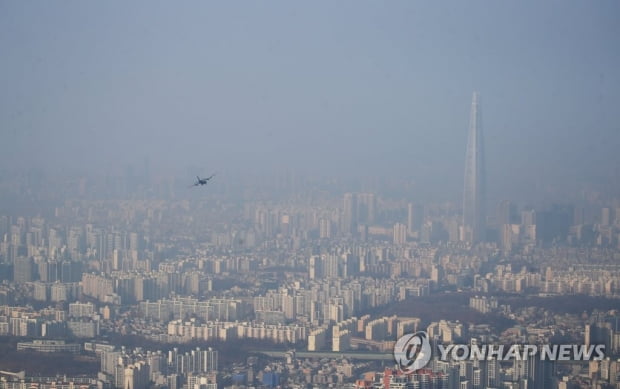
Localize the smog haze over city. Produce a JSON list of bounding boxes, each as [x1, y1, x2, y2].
[[1, 2, 620, 389], [2, 1, 620, 203]]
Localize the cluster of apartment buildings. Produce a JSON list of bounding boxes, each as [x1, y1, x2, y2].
[[138, 297, 248, 322], [166, 318, 306, 344], [0, 302, 101, 338], [308, 315, 421, 352], [475, 266, 620, 296], [97, 344, 218, 389]]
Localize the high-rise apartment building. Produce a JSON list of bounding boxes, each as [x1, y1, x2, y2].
[[342, 193, 358, 236], [407, 203, 423, 233]]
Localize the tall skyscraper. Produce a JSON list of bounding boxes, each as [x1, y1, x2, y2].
[[341, 193, 358, 236], [463, 92, 486, 243], [407, 203, 424, 233], [392, 223, 407, 245], [357, 193, 376, 225], [497, 200, 516, 226]]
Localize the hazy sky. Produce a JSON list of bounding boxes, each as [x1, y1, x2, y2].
[[1, 1, 619, 201]]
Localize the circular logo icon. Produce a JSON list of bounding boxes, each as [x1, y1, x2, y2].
[[394, 331, 432, 373]]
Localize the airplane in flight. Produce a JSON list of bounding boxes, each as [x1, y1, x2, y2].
[[190, 174, 216, 187]]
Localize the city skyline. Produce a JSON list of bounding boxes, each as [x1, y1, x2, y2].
[[1, 2, 620, 388]]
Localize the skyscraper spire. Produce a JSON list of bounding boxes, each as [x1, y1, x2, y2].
[[463, 91, 486, 243]]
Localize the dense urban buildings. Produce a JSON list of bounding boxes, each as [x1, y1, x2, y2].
[[2, 2, 619, 388]]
